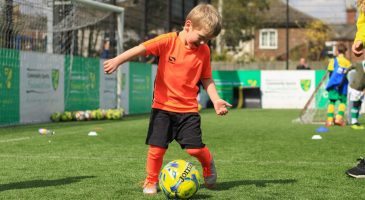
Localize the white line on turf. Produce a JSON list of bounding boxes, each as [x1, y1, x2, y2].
[[0, 154, 132, 161], [0, 154, 355, 165], [0, 137, 31, 143]]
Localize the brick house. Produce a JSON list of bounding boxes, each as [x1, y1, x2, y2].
[[253, 0, 364, 63], [326, 7, 364, 63], [253, 0, 315, 61]]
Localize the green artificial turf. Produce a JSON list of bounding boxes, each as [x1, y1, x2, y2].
[[1, 109, 365, 199]]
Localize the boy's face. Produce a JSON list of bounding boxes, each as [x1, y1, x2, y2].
[[185, 20, 214, 49]]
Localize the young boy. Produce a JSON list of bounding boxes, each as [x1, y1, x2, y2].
[[349, 0, 365, 131], [104, 4, 232, 193], [346, 0, 365, 178], [325, 43, 351, 127]]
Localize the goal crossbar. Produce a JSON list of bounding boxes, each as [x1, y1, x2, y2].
[[70, 0, 125, 109], [74, 0, 124, 13]]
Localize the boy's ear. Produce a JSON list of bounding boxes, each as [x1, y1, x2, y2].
[[184, 20, 192, 30]]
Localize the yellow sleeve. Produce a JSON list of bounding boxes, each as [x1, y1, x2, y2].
[[338, 58, 352, 69], [355, 11, 365, 42], [327, 59, 334, 71]]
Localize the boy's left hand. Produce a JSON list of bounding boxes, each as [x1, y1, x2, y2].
[[352, 41, 364, 57], [213, 99, 232, 115]]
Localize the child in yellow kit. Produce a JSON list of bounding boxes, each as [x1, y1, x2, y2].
[[346, 0, 365, 178], [352, 0, 365, 56], [325, 43, 351, 127]]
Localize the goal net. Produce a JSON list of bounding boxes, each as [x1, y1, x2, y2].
[[296, 71, 329, 124], [296, 69, 365, 125], [0, 0, 124, 125], [0, 0, 124, 55]]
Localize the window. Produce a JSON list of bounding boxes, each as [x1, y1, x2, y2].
[[259, 29, 278, 49], [324, 41, 337, 58]]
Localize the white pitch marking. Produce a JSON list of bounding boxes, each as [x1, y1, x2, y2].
[[0, 137, 31, 143]]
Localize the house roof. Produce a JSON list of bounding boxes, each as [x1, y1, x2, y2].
[[262, 0, 316, 28], [328, 24, 356, 41]]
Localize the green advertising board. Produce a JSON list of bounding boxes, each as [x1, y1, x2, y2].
[[129, 62, 152, 114], [212, 70, 261, 104], [64, 56, 100, 111], [0, 49, 20, 125], [315, 70, 328, 109]]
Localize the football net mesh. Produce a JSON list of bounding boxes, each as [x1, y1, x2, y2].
[[0, 0, 119, 56], [296, 69, 365, 125], [0, 0, 123, 125], [295, 72, 329, 124]]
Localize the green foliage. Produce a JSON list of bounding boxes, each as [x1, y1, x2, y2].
[[1, 109, 365, 199], [289, 43, 308, 61], [305, 20, 331, 61], [212, 0, 269, 49], [212, 50, 232, 62], [234, 53, 255, 64]]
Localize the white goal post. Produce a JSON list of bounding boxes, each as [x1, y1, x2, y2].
[[73, 0, 124, 54], [72, 0, 125, 109]]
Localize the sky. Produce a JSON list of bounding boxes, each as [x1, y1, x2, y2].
[[288, 0, 356, 24]]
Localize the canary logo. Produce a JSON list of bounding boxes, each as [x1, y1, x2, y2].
[[4, 67, 12, 89], [300, 79, 311, 92], [248, 80, 257, 87]]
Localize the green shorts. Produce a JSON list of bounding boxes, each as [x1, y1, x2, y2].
[[327, 89, 347, 102]]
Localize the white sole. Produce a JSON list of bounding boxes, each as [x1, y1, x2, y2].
[[347, 173, 365, 178]]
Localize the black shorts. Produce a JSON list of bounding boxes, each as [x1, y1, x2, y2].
[[145, 108, 205, 149]]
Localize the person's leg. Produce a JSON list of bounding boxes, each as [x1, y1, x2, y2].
[[327, 90, 343, 126], [143, 109, 172, 194], [348, 87, 364, 130], [174, 112, 217, 188], [186, 147, 217, 188], [326, 100, 336, 126], [334, 98, 346, 126], [351, 100, 362, 124], [144, 145, 166, 183], [350, 100, 364, 129]]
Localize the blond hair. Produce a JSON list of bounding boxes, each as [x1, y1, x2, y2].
[[186, 3, 222, 37], [358, 0, 365, 12]]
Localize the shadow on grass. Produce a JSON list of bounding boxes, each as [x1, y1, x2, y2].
[[0, 113, 151, 131], [0, 176, 95, 192], [212, 179, 297, 191], [191, 194, 212, 199]]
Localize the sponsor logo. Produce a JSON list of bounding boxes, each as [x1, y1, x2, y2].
[[179, 163, 193, 182], [52, 69, 59, 90], [168, 56, 176, 64], [300, 79, 311, 92], [4, 67, 13, 89]]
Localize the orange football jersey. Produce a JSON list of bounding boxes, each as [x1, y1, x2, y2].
[[142, 32, 212, 113]]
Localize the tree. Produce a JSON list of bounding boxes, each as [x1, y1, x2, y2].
[[305, 20, 331, 61], [212, 0, 269, 50]]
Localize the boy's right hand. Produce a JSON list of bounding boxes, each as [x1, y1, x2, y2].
[[352, 41, 364, 57], [104, 58, 120, 74]]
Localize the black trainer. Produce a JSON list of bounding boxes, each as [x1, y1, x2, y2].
[[346, 157, 365, 178]]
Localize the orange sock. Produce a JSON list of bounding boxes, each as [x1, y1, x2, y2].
[[186, 146, 212, 177], [146, 145, 166, 183]]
